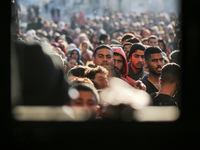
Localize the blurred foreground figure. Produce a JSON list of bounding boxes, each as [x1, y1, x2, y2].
[[12, 41, 69, 106], [84, 66, 109, 89], [65, 82, 100, 120], [99, 77, 151, 121]]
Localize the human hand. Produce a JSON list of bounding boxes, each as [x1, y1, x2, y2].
[[134, 80, 146, 91]]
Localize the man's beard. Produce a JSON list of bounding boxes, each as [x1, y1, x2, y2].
[[132, 62, 143, 69], [149, 65, 162, 76], [114, 66, 121, 72]]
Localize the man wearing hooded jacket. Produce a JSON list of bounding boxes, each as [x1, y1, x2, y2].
[[112, 46, 136, 87]]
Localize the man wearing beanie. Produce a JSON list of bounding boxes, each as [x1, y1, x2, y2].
[[128, 43, 148, 81]]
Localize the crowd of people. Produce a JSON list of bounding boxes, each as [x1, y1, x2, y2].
[[12, 4, 182, 121]]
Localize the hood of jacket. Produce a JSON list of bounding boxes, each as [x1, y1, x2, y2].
[[70, 48, 81, 62], [112, 47, 129, 77]]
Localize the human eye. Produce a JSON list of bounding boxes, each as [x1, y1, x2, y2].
[[107, 55, 111, 59], [98, 77, 104, 82], [73, 100, 83, 106], [134, 54, 139, 58], [98, 54, 103, 58], [87, 100, 95, 106]]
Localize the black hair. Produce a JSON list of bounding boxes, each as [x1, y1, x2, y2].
[[169, 50, 181, 66], [144, 46, 162, 61], [67, 65, 88, 77], [126, 37, 140, 44], [158, 38, 167, 53], [84, 66, 108, 80], [161, 63, 181, 84], [148, 35, 158, 42], [121, 33, 135, 43], [93, 45, 113, 57], [99, 34, 109, 42], [128, 43, 146, 59]]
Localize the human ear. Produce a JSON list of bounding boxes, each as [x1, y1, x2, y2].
[[128, 57, 131, 62]]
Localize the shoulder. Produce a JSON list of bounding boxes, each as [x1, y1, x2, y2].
[[153, 94, 177, 106], [141, 74, 148, 83], [125, 76, 136, 87]]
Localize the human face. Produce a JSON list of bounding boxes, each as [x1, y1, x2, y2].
[[143, 31, 149, 38], [71, 51, 79, 62], [82, 43, 88, 52], [142, 40, 148, 45], [123, 44, 132, 58], [113, 55, 123, 72], [104, 36, 110, 44], [94, 73, 109, 89], [145, 53, 164, 76], [68, 59, 76, 69], [70, 90, 97, 118], [92, 35, 98, 43], [149, 38, 158, 46], [93, 48, 113, 69], [129, 50, 144, 69], [158, 42, 164, 51]]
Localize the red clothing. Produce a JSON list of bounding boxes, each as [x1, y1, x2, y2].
[[112, 47, 136, 87], [81, 52, 90, 65], [51, 42, 67, 56]]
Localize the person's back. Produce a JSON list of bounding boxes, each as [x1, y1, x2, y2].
[[13, 41, 69, 106], [153, 63, 181, 107], [153, 94, 177, 106]]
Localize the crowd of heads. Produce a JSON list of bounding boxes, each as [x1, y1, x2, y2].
[[12, 7, 182, 121]]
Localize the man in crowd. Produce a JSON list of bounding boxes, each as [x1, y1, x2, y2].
[[92, 45, 114, 71], [141, 46, 165, 95], [112, 46, 136, 87], [66, 82, 100, 120], [128, 43, 148, 81], [122, 42, 133, 59], [148, 35, 158, 46], [153, 63, 181, 107]]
